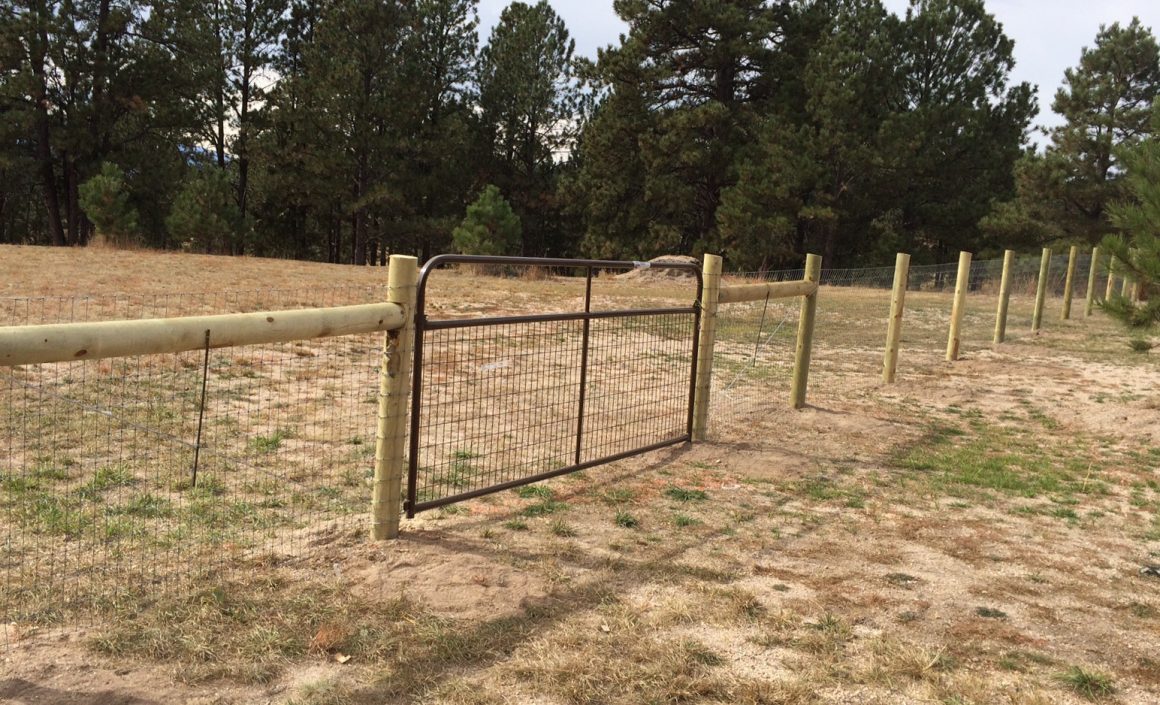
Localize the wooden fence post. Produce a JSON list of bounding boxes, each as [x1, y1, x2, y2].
[[1032, 248, 1051, 333], [692, 254, 722, 441], [790, 253, 821, 409], [372, 254, 418, 540], [882, 253, 910, 383], [1085, 246, 1100, 317], [1061, 245, 1078, 320], [994, 250, 1014, 344], [1105, 256, 1117, 301], [945, 251, 972, 362]]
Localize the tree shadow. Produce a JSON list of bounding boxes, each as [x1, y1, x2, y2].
[[0, 679, 159, 705]]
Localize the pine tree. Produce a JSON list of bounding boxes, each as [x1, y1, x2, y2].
[[166, 169, 242, 254], [452, 185, 522, 256], [477, 0, 579, 256], [583, 0, 785, 257], [1103, 100, 1160, 329], [883, 0, 1036, 262], [395, 0, 481, 260], [78, 162, 140, 244], [987, 19, 1160, 247]]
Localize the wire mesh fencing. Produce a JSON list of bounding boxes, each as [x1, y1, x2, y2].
[[1, 286, 390, 641], [709, 282, 800, 429], [407, 260, 700, 514], [709, 250, 1112, 433], [2, 249, 1114, 646]]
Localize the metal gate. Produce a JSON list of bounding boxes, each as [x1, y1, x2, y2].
[[405, 255, 702, 516]]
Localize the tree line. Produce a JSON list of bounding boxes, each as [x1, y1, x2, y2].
[[1, 0, 1158, 270]]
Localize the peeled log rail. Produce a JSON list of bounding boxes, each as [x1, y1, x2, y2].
[[0, 303, 405, 367], [718, 279, 818, 305]]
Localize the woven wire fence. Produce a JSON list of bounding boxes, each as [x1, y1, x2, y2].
[[1, 285, 390, 643], [2, 252, 1110, 645], [709, 251, 1111, 432]]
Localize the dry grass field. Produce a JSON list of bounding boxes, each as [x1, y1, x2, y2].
[[1, 244, 1159, 705]]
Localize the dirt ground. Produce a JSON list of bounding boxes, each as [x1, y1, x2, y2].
[[2, 245, 1159, 705]]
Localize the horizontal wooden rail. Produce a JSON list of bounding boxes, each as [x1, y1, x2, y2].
[[718, 279, 818, 305], [0, 303, 404, 367]]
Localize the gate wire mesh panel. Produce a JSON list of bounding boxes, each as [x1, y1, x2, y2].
[[407, 257, 700, 513], [412, 320, 584, 505], [580, 313, 695, 461], [1, 287, 387, 636]]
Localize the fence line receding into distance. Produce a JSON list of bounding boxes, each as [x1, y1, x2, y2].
[[2, 246, 1129, 641]]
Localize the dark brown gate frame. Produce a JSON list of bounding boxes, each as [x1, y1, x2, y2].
[[405, 254, 703, 517]]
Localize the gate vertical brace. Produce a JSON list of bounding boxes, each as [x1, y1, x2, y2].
[[406, 307, 425, 520], [574, 267, 594, 464]]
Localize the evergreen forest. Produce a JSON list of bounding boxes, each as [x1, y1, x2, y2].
[[2, 0, 1159, 269]]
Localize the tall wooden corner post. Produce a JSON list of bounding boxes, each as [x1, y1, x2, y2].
[[946, 251, 972, 362], [372, 255, 418, 540], [882, 253, 910, 383], [790, 254, 822, 409], [692, 254, 722, 442]]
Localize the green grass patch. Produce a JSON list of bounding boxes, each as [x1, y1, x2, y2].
[[1057, 666, 1115, 700], [251, 428, 293, 453], [664, 487, 708, 502], [112, 493, 174, 519], [521, 500, 568, 518], [601, 487, 636, 505], [515, 485, 553, 499], [549, 519, 577, 537], [614, 510, 639, 528], [896, 423, 1102, 499], [17, 495, 90, 538], [77, 465, 137, 500]]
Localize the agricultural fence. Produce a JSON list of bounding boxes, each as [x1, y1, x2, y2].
[[0, 245, 1130, 643]]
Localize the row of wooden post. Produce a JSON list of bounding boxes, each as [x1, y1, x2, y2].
[[882, 245, 1135, 383]]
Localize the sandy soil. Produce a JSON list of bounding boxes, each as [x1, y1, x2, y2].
[[2, 245, 1158, 704]]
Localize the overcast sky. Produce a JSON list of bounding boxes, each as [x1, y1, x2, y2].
[[476, 0, 1160, 141]]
